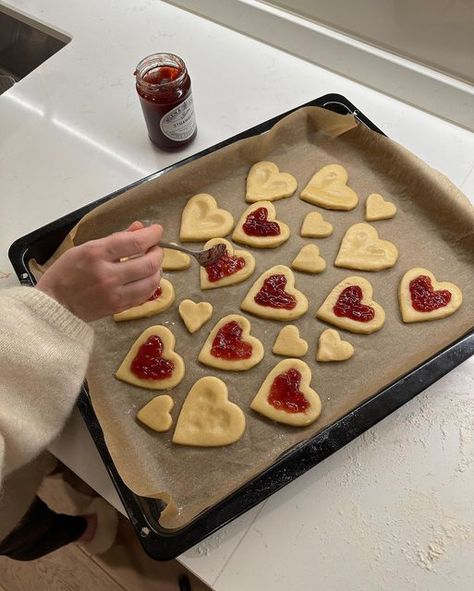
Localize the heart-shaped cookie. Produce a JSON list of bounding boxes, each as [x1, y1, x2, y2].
[[250, 359, 321, 427], [300, 164, 358, 210], [173, 376, 246, 446], [116, 325, 185, 390], [162, 247, 191, 271], [232, 201, 290, 248], [241, 265, 308, 321], [272, 325, 308, 357], [180, 194, 234, 242], [335, 222, 399, 271], [113, 279, 175, 322], [316, 329, 354, 362], [365, 193, 397, 221], [179, 299, 213, 333], [246, 161, 298, 203], [137, 395, 174, 432], [399, 267, 462, 323], [200, 238, 255, 289], [291, 244, 326, 274], [198, 314, 264, 371], [300, 211, 333, 238], [316, 276, 385, 334]]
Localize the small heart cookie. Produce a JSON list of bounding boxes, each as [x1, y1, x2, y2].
[[137, 395, 174, 432], [179, 299, 213, 333], [316, 276, 385, 334], [399, 267, 462, 323], [300, 212, 333, 238], [113, 279, 175, 322], [316, 329, 354, 362], [180, 194, 234, 242], [250, 358, 322, 427], [246, 161, 298, 202], [200, 238, 255, 289], [335, 222, 398, 271], [173, 376, 246, 447], [232, 201, 290, 248], [291, 244, 326, 274], [162, 247, 191, 271], [272, 325, 308, 357], [365, 193, 397, 221], [300, 164, 358, 210]]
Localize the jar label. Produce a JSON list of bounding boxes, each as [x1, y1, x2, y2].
[[160, 95, 196, 142]]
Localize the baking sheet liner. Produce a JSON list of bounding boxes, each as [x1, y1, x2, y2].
[[42, 107, 474, 528]]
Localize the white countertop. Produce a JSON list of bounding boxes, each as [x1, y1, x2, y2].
[[1, 1, 473, 589]]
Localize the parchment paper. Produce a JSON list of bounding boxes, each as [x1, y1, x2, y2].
[[44, 107, 474, 528]]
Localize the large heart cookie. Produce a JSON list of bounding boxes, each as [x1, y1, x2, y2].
[[250, 359, 321, 427], [300, 164, 358, 210], [113, 279, 175, 322], [300, 211, 333, 238], [200, 238, 255, 289], [246, 161, 298, 203], [335, 222, 398, 271], [173, 376, 245, 447], [180, 194, 234, 242], [316, 329, 354, 362], [162, 247, 191, 271], [291, 244, 326, 274], [241, 265, 308, 321], [137, 395, 174, 432], [178, 299, 213, 333], [232, 201, 290, 248], [116, 326, 185, 390], [272, 325, 308, 357], [399, 267, 462, 323], [198, 314, 264, 371], [316, 276, 385, 334], [365, 193, 397, 221]]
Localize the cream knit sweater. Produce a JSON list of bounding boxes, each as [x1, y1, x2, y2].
[[0, 287, 94, 542]]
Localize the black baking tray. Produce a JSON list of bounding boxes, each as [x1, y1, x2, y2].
[[9, 94, 474, 560]]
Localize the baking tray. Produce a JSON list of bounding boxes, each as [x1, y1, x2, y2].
[[9, 94, 474, 560]]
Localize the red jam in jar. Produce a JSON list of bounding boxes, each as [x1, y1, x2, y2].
[[242, 207, 280, 237], [135, 53, 197, 150], [409, 275, 452, 312], [205, 251, 246, 282], [333, 285, 375, 322], [268, 368, 310, 414], [131, 335, 174, 380], [254, 274, 297, 310], [147, 286, 162, 301], [211, 321, 253, 360]]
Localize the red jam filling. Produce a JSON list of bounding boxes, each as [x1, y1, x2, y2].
[[130, 335, 174, 380], [205, 250, 246, 283], [147, 286, 162, 301], [409, 275, 452, 312], [333, 285, 375, 322], [268, 368, 310, 414], [254, 274, 297, 310], [242, 207, 281, 237], [210, 321, 252, 360]]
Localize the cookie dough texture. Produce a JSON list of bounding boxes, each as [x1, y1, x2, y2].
[[178, 299, 213, 333], [291, 244, 326, 274], [246, 161, 297, 202], [272, 325, 308, 357], [180, 193, 234, 241], [162, 248, 191, 271], [113, 278, 175, 322], [137, 395, 174, 432], [316, 329, 354, 362], [365, 193, 397, 221], [300, 211, 333, 237], [335, 222, 398, 271], [300, 164, 358, 210], [199, 238, 255, 290], [232, 201, 290, 249]]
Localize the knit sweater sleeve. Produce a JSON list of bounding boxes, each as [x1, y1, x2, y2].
[[0, 287, 94, 484]]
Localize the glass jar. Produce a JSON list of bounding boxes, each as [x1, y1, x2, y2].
[[134, 53, 197, 150]]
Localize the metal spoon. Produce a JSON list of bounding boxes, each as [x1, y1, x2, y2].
[[159, 241, 227, 268]]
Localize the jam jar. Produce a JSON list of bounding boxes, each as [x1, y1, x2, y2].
[[134, 53, 197, 150]]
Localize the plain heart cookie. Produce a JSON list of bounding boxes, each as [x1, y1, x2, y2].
[[365, 193, 397, 221], [300, 211, 333, 238], [300, 164, 358, 210], [179, 299, 213, 333], [180, 194, 234, 242], [113, 279, 175, 322], [172, 376, 246, 447], [198, 314, 264, 371], [291, 244, 326, 274], [137, 395, 174, 432], [272, 325, 308, 357], [316, 276, 385, 334], [335, 222, 398, 271], [232, 201, 290, 248], [200, 238, 255, 289], [116, 326, 185, 390], [246, 161, 298, 202], [398, 267, 463, 323], [241, 265, 308, 321], [250, 358, 322, 427], [162, 247, 191, 271], [316, 329, 354, 362]]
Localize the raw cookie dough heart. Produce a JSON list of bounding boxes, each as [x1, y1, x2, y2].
[[335, 222, 398, 271], [300, 211, 333, 238], [137, 395, 174, 432], [180, 194, 234, 242], [246, 161, 298, 202], [399, 267, 463, 323], [300, 164, 358, 210], [272, 325, 308, 357], [173, 376, 245, 447], [198, 314, 264, 371], [250, 358, 321, 427], [200, 238, 255, 289], [316, 276, 385, 334], [162, 247, 191, 271], [365, 193, 397, 221], [291, 244, 326, 274], [116, 325, 185, 390], [241, 265, 308, 321], [232, 201, 290, 248], [179, 299, 213, 333], [113, 279, 175, 322], [316, 329, 354, 362]]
